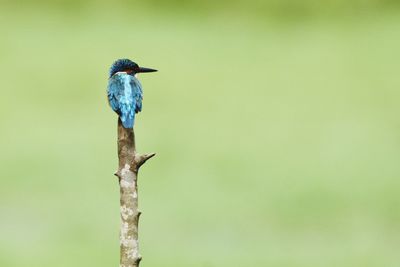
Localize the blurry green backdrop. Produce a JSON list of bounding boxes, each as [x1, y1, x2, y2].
[[1, 1, 400, 267]]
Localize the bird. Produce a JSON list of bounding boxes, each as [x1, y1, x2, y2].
[[107, 59, 157, 128]]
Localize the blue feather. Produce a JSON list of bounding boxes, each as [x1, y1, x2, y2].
[[107, 73, 143, 128]]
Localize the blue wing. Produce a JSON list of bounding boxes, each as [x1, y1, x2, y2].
[[107, 75, 123, 113], [107, 73, 143, 128]]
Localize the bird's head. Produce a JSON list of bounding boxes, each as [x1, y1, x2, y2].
[[109, 58, 157, 78]]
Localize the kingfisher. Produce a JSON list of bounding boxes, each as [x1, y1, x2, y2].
[[107, 59, 157, 128]]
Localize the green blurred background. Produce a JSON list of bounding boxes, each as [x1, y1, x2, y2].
[[1, 1, 400, 266]]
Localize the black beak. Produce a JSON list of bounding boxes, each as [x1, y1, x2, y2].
[[138, 67, 157, 73]]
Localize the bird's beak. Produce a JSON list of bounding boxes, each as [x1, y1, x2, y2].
[[138, 67, 157, 73]]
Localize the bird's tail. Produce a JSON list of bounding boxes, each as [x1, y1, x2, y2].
[[120, 113, 135, 129]]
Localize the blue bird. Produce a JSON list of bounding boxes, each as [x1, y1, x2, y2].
[[107, 59, 157, 128]]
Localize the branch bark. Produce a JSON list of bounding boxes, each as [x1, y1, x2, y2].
[[114, 118, 155, 267]]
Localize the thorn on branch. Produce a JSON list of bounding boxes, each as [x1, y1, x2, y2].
[[136, 255, 142, 264], [135, 153, 156, 169]]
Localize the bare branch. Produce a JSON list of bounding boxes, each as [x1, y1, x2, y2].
[[115, 118, 155, 267]]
